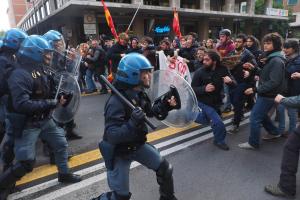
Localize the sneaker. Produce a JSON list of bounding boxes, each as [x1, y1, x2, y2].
[[238, 142, 256, 149], [222, 107, 232, 113], [264, 184, 295, 198], [213, 142, 230, 151], [228, 126, 239, 134], [262, 133, 281, 140]]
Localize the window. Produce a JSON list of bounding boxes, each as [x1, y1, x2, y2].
[[181, 0, 200, 9], [36, 10, 40, 22], [41, 6, 45, 18], [46, 1, 50, 15], [144, 0, 169, 6], [210, 0, 225, 11], [288, 0, 298, 5]]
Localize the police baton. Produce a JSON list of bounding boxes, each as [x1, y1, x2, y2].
[[100, 75, 157, 130]]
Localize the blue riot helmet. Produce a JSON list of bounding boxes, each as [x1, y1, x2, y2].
[[116, 53, 153, 86], [2, 28, 28, 51], [43, 30, 65, 52], [17, 35, 53, 64]]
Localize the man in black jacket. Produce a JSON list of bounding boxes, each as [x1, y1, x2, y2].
[[239, 33, 286, 149], [107, 33, 129, 74], [192, 50, 235, 150], [227, 34, 257, 134]]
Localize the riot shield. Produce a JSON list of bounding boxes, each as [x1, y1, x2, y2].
[[49, 49, 81, 76], [147, 70, 199, 128], [52, 72, 81, 124]]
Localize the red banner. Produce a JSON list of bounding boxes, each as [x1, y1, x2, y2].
[[173, 8, 182, 38]]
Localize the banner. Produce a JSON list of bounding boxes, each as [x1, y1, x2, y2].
[[101, 0, 119, 40], [158, 50, 191, 84], [173, 8, 182, 38]]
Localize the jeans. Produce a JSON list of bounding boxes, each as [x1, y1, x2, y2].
[[229, 83, 248, 127], [195, 102, 226, 144], [14, 118, 69, 173], [249, 96, 279, 147], [85, 68, 96, 91], [277, 104, 297, 134], [100, 143, 162, 199], [223, 84, 231, 110]]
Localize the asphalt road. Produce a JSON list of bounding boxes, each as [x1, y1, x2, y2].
[[53, 123, 299, 200]]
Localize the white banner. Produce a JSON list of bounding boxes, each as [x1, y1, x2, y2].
[[158, 50, 192, 84]]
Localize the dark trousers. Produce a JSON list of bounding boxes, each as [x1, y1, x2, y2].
[[229, 83, 248, 127], [95, 66, 107, 91], [279, 132, 300, 196]]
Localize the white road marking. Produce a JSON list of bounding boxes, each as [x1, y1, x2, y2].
[[8, 114, 250, 200]]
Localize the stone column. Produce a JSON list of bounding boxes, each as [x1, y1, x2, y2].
[[265, 0, 273, 8], [200, 0, 210, 11], [225, 0, 235, 13], [170, 0, 180, 8], [246, 0, 255, 15], [132, 0, 143, 5], [198, 17, 209, 40], [132, 16, 144, 38]]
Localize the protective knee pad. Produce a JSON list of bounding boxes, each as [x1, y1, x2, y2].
[[156, 159, 175, 198], [113, 191, 131, 200]]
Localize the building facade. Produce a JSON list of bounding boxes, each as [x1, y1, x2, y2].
[[17, 0, 288, 46], [7, 0, 29, 28], [287, 0, 300, 37]]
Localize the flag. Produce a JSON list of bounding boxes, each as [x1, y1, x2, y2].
[[101, 0, 118, 40], [173, 8, 182, 38]]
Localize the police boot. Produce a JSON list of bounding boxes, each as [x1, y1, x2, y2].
[[0, 161, 34, 200], [156, 160, 178, 200], [0, 121, 5, 144], [58, 173, 81, 183], [2, 142, 15, 173], [65, 121, 82, 140]]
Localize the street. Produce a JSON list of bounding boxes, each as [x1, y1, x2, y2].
[[6, 94, 299, 200]]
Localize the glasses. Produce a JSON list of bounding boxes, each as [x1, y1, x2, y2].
[[246, 40, 253, 43]]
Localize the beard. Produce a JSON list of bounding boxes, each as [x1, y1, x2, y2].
[[203, 63, 214, 70]]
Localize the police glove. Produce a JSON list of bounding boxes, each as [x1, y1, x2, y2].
[[129, 107, 145, 127], [58, 92, 73, 107], [46, 99, 58, 109]]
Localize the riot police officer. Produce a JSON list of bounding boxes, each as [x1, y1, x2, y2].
[[0, 35, 81, 200], [93, 53, 178, 200], [43, 30, 82, 140], [0, 28, 28, 171]]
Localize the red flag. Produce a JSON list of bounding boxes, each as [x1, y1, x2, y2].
[[101, 0, 119, 40], [173, 8, 182, 38]]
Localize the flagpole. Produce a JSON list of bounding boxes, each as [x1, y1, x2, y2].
[[126, 2, 142, 33]]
